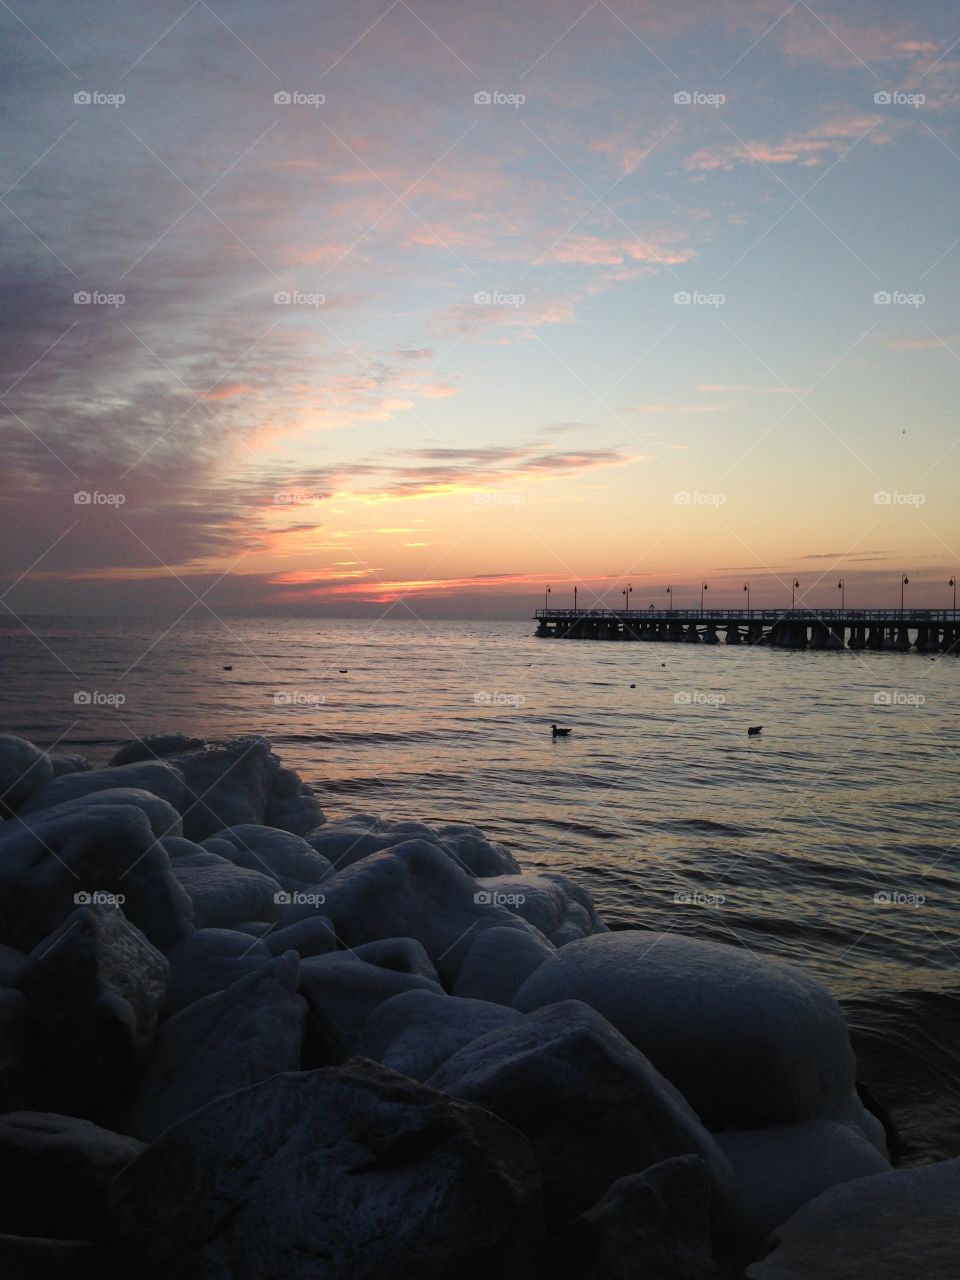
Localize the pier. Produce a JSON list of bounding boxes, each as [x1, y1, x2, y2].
[[533, 608, 960, 652]]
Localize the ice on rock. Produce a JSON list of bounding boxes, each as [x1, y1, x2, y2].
[[19, 760, 188, 817], [163, 929, 273, 1016], [205, 823, 334, 888], [352, 937, 439, 983], [169, 848, 282, 930], [0, 1112, 145, 1241], [307, 814, 520, 877], [109, 1061, 544, 1280], [429, 999, 732, 1229], [264, 916, 338, 959], [0, 804, 194, 952], [515, 931, 866, 1131], [474, 871, 606, 946], [0, 733, 54, 816], [746, 1158, 960, 1279], [124, 952, 306, 1142], [715, 1121, 890, 1257], [109, 734, 205, 765], [48, 753, 92, 778], [355, 989, 522, 1082], [312, 837, 535, 986], [4, 787, 185, 841], [19, 905, 170, 1105], [452, 924, 555, 1006]]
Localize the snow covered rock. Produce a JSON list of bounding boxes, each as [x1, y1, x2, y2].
[[6, 787, 185, 841], [19, 761, 187, 818], [110, 734, 205, 765], [263, 916, 337, 959], [307, 814, 520, 877], [124, 952, 306, 1142], [48, 753, 92, 778], [747, 1158, 960, 1279], [352, 937, 439, 982], [0, 733, 53, 816], [205, 823, 333, 888], [0, 1112, 144, 1241], [171, 850, 282, 930], [453, 924, 555, 1005], [19, 905, 169, 1104], [515, 931, 865, 1131], [716, 1121, 890, 1257], [163, 929, 273, 1016], [429, 999, 732, 1228], [109, 1060, 544, 1280], [550, 1155, 720, 1280], [355, 989, 522, 1082], [0, 804, 193, 952], [475, 871, 607, 944]]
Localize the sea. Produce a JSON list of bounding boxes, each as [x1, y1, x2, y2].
[[2, 613, 958, 1162]]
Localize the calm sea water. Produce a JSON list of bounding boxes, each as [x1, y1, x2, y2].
[[2, 614, 959, 1159]]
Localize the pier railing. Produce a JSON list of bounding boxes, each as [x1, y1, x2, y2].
[[534, 607, 960, 623]]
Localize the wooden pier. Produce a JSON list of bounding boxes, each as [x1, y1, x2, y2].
[[533, 608, 960, 652]]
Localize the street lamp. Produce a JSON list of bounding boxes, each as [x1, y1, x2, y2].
[[900, 574, 909, 615], [950, 576, 956, 613], [743, 582, 750, 612], [666, 585, 672, 611], [544, 584, 551, 612], [838, 579, 845, 611], [700, 581, 708, 613], [791, 579, 799, 609], [622, 583, 632, 612], [574, 585, 578, 615]]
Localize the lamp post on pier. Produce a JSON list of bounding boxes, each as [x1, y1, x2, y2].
[[622, 583, 632, 612], [743, 582, 750, 612], [791, 579, 799, 609], [950, 576, 956, 613], [700, 581, 708, 614], [666, 585, 672, 611], [544, 584, 551, 612], [838, 579, 845, 611], [900, 574, 909, 615]]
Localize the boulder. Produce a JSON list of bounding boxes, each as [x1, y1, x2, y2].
[[453, 924, 555, 1005], [515, 931, 875, 1134], [109, 1061, 544, 1280], [0, 987, 49, 1111], [5, 788, 185, 842], [475, 871, 606, 944], [307, 814, 520, 877], [263, 916, 338, 959], [0, 734, 53, 815], [355, 989, 522, 1082], [48, 754, 92, 778], [110, 734, 205, 765], [0, 1112, 144, 1240], [353, 937, 439, 982], [171, 852, 282, 930], [204, 824, 333, 888], [163, 929, 273, 1015], [429, 1000, 732, 1228], [19, 762, 187, 818], [124, 952, 306, 1141], [19, 906, 169, 1104], [747, 1158, 960, 1279]]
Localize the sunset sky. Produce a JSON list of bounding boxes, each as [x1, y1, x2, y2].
[[2, 0, 958, 616]]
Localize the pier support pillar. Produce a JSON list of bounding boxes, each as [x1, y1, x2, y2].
[[726, 625, 741, 644]]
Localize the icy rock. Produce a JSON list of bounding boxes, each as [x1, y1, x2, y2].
[[515, 931, 862, 1130], [716, 1121, 890, 1256], [747, 1158, 960, 1279], [264, 916, 338, 959], [109, 1061, 544, 1280], [124, 952, 306, 1142], [163, 929, 272, 1016], [19, 905, 169, 1103], [429, 999, 732, 1228], [476, 871, 607, 944], [307, 814, 519, 876], [353, 937, 439, 982], [0, 733, 53, 815], [0, 804, 193, 952], [171, 851, 282, 930], [5, 787, 185, 841], [205, 823, 333, 888], [0, 1234, 100, 1278], [313, 838, 534, 985], [19, 761, 187, 817], [453, 925, 555, 1005], [298, 952, 442, 1056], [550, 1156, 720, 1280], [48, 754, 92, 778], [0, 1112, 144, 1241], [110, 733, 205, 765], [355, 989, 522, 1082]]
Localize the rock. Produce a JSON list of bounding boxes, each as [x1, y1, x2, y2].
[[298, 952, 442, 1056], [429, 1000, 732, 1228], [453, 925, 555, 1005], [353, 937, 439, 982], [0, 942, 25, 986], [0, 987, 49, 1111], [0, 1234, 101, 1279], [476, 871, 607, 944], [716, 1121, 890, 1257], [0, 733, 53, 815], [263, 916, 338, 959], [109, 1061, 544, 1280], [747, 1158, 960, 1279], [163, 929, 272, 1015], [48, 754, 92, 778], [205, 824, 333, 888], [19, 762, 187, 818], [515, 931, 873, 1133], [0, 1112, 144, 1241], [19, 906, 169, 1105], [110, 734, 205, 765], [171, 852, 282, 929], [5, 788, 185, 842], [124, 953, 306, 1142], [0, 804, 194, 952], [551, 1156, 720, 1280], [355, 989, 522, 1082], [307, 814, 520, 877]]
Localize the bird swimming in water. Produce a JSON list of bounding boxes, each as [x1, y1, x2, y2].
[[223, 665, 233, 671], [551, 724, 572, 738], [748, 725, 763, 736], [338, 669, 348, 673]]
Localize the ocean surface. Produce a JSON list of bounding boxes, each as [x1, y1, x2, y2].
[[2, 614, 958, 1160]]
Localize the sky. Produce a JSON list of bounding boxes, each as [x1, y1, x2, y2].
[[1, 0, 958, 618]]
